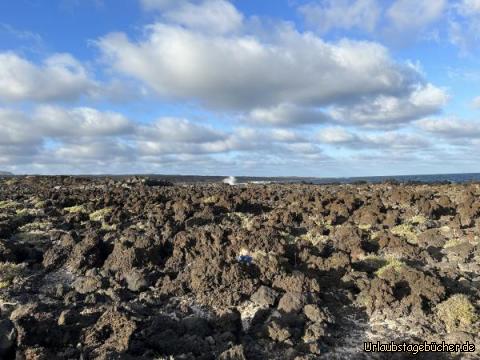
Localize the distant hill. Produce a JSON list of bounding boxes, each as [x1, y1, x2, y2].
[[0, 171, 13, 176]]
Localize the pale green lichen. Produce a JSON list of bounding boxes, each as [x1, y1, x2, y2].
[[408, 215, 427, 225], [64, 205, 86, 213], [15, 208, 30, 216], [280, 231, 297, 244], [299, 230, 328, 246], [375, 257, 405, 278], [229, 212, 255, 231], [358, 224, 372, 231], [437, 294, 478, 332], [19, 221, 51, 232], [391, 223, 418, 245], [309, 215, 334, 231], [0, 262, 25, 289], [390, 215, 427, 245], [33, 199, 46, 209], [89, 207, 113, 222], [443, 238, 464, 249], [4, 179, 16, 186], [101, 222, 117, 231], [15, 208, 41, 217], [0, 200, 19, 209], [202, 196, 218, 205]]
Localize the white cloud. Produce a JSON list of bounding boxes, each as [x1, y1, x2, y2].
[[0, 52, 97, 103], [0, 108, 41, 145], [457, 0, 480, 16], [140, 0, 183, 11], [386, 0, 446, 31], [473, 96, 480, 109], [53, 139, 135, 161], [0, 106, 134, 151], [0, 105, 324, 173], [299, 0, 380, 33], [317, 127, 356, 144], [138, 117, 225, 143], [247, 103, 328, 126], [317, 126, 431, 150], [329, 83, 448, 127], [97, 22, 434, 114], [34, 106, 134, 137], [270, 129, 304, 143], [164, 0, 243, 34], [417, 117, 480, 138], [449, 0, 480, 54], [361, 132, 431, 150]]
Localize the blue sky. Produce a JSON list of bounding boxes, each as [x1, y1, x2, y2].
[[1, 0, 480, 176]]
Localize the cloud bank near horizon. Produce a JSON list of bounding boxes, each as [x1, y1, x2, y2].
[[0, 0, 479, 176]]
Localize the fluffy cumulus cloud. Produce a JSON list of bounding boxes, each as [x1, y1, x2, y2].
[[0, 106, 135, 166], [97, 13, 445, 128], [329, 83, 448, 128], [163, 0, 243, 34], [449, 0, 480, 53], [317, 126, 431, 151], [247, 104, 329, 127], [0, 0, 471, 175], [386, 0, 446, 31], [0, 104, 329, 173], [457, 0, 480, 16], [299, 0, 381, 33], [34, 106, 134, 137], [137, 117, 225, 143], [139, 0, 185, 11], [99, 26, 419, 110], [0, 52, 97, 103], [416, 117, 480, 138]]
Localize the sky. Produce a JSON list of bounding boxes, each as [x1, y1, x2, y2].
[[1, 0, 480, 177]]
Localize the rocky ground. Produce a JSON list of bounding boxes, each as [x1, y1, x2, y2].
[[0, 176, 480, 359]]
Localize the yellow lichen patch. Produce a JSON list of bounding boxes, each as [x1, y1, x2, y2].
[[15, 208, 30, 216], [64, 205, 86, 213], [33, 199, 46, 209], [89, 207, 113, 222], [129, 221, 147, 231], [370, 231, 382, 241], [0, 262, 25, 288], [101, 222, 117, 231], [4, 179, 16, 186], [229, 212, 255, 231], [19, 221, 52, 232], [443, 238, 464, 249], [391, 223, 418, 245], [279, 231, 296, 244], [0, 200, 19, 209], [309, 215, 333, 230], [375, 257, 405, 279], [358, 224, 372, 231], [437, 294, 478, 332], [15, 208, 40, 216], [202, 196, 218, 205], [299, 230, 328, 246], [408, 215, 427, 225]]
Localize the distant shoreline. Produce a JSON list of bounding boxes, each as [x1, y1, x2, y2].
[[2, 173, 480, 185]]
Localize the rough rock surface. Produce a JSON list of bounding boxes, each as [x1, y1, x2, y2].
[[0, 176, 479, 359]]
